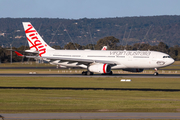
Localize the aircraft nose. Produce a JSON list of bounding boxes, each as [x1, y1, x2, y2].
[[169, 58, 175, 65]]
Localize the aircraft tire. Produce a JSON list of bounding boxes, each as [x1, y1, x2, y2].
[[154, 72, 159, 76], [101, 71, 113, 75], [82, 71, 87, 75], [109, 71, 113, 75], [87, 71, 91, 75]]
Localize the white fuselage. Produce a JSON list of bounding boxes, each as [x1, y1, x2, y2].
[[43, 50, 174, 69]]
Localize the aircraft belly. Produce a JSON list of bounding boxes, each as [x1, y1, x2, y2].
[[111, 65, 127, 69]]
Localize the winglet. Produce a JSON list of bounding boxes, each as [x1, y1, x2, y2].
[[15, 51, 24, 57]]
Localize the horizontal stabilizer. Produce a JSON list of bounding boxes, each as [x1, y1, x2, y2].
[[25, 49, 39, 53], [15, 51, 24, 57]]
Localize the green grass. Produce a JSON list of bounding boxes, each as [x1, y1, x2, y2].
[[0, 77, 180, 113], [0, 62, 55, 67], [172, 61, 180, 65], [160, 65, 180, 69], [0, 89, 180, 113], [0, 77, 180, 89], [0, 69, 85, 74]]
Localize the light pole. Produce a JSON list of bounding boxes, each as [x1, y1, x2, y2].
[[10, 44, 12, 64]]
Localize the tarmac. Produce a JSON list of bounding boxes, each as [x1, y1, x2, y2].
[[0, 73, 179, 78], [1, 112, 180, 119]]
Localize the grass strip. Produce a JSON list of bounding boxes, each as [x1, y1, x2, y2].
[[0, 77, 180, 113], [0, 89, 180, 113], [0, 77, 180, 89]]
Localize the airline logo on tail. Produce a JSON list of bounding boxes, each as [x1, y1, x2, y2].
[[25, 24, 46, 56], [101, 46, 107, 50], [22, 22, 54, 57]]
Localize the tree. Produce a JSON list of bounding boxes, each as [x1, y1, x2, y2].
[[95, 36, 119, 50], [52, 45, 61, 49], [64, 42, 82, 50], [157, 42, 169, 53]]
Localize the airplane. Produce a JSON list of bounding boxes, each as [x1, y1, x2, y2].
[[15, 22, 175, 76]]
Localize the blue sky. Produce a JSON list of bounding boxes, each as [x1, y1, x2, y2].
[[0, 0, 180, 19]]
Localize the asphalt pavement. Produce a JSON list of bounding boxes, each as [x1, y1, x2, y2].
[[1, 112, 180, 119]]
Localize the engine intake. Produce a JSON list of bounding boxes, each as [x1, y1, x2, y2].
[[88, 63, 111, 73]]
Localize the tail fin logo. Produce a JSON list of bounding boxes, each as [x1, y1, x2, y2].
[[102, 47, 107, 50], [25, 24, 46, 57], [101, 46, 107, 50]]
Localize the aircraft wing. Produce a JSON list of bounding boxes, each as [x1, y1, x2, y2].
[[28, 56, 117, 65]]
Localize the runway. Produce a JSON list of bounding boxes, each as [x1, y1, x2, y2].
[[0, 73, 179, 78], [1, 112, 180, 119]]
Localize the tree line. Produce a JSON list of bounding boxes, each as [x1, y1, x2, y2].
[[1, 16, 180, 48], [1, 36, 180, 63]]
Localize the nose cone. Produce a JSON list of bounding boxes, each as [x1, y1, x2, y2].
[[168, 58, 175, 65]]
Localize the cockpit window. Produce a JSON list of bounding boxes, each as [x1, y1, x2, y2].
[[163, 56, 171, 58]]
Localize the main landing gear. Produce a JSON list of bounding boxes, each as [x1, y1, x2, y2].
[[153, 68, 159, 76], [101, 71, 113, 75], [82, 71, 94, 75], [82, 71, 113, 75]]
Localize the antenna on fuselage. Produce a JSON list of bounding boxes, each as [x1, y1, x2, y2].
[[62, 24, 78, 50]]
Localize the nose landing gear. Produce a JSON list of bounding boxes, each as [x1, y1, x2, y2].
[[154, 68, 159, 76]]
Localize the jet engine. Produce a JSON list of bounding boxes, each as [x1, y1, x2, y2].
[[122, 68, 144, 72], [88, 63, 111, 73]]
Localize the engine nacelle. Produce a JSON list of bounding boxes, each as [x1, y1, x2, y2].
[[88, 63, 111, 73], [122, 68, 144, 72]]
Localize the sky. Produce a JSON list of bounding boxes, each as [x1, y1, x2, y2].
[[0, 0, 180, 19]]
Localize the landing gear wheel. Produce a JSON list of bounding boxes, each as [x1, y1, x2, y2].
[[82, 71, 87, 75], [82, 71, 93, 75], [101, 71, 113, 75], [154, 72, 159, 76], [87, 71, 94, 75], [109, 71, 113, 75], [87, 71, 91, 75]]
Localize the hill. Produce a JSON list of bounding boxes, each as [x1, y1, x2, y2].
[[0, 16, 180, 48]]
